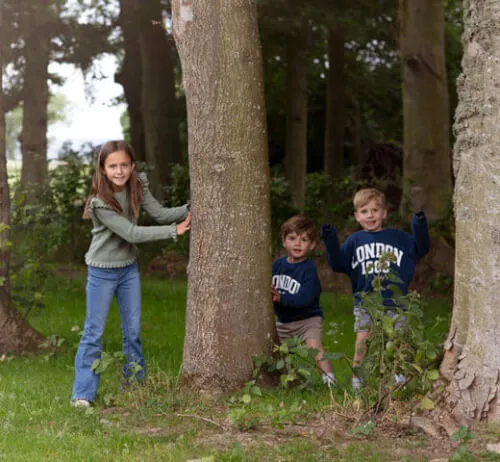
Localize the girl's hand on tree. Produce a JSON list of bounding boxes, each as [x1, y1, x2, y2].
[[176, 212, 191, 236], [271, 285, 280, 302]]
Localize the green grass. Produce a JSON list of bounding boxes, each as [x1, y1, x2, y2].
[[0, 272, 453, 461]]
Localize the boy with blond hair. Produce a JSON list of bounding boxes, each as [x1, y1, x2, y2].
[[321, 188, 429, 388], [272, 215, 336, 386]]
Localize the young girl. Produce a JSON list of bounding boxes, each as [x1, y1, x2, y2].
[[71, 140, 191, 408]]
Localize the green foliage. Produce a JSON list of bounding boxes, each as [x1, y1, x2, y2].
[[450, 426, 476, 461], [355, 253, 445, 411], [9, 144, 95, 317], [228, 378, 307, 431], [253, 337, 321, 390]]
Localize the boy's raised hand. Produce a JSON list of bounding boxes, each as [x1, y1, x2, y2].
[[176, 212, 191, 236], [271, 285, 280, 302]]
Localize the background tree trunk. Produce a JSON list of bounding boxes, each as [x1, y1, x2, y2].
[[323, 21, 346, 220], [441, 0, 500, 422], [0, 0, 44, 354], [117, 0, 146, 162], [136, 0, 182, 200], [399, 0, 451, 218], [19, 5, 50, 196], [173, 0, 275, 391], [284, 26, 308, 210], [323, 22, 346, 181]]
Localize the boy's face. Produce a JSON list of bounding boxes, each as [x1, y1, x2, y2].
[[354, 199, 387, 232], [283, 232, 315, 263]]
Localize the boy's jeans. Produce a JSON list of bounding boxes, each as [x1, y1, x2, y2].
[[71, 262, 146, 402]]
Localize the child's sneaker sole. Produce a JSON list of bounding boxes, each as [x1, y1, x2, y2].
[[71, 399, 91, 408]]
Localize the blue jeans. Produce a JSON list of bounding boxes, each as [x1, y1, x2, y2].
[[71, 262, 146, 402]]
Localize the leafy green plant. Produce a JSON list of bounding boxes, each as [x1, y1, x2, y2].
[[253, 337, 320, 389], [450, 426, 476, 461], [355, 253, 444, 412]]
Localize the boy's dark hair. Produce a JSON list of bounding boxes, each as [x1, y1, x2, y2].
[[281, 215, 318, 242]]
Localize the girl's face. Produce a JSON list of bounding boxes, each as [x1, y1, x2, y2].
[[102, 150, 135, 192]]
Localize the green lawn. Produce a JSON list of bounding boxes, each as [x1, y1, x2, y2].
[[0, 272, 453, 461]]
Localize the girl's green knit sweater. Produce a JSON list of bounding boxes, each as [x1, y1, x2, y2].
[[84, 173, 189, 268]]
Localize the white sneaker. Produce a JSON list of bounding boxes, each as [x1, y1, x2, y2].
[[352, 376, 362, 389], [322, 373, 337, 387], [71, 399, 91, 408], [394, 374, 406, 385]]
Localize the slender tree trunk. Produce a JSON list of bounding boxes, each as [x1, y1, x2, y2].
[[116, 0, 146, 162], [399, 0, 451, 218], [135, 0, 182, 199], [173, 0, 275, 391], [284, 26, 308, 210], [323, 21, 346, 220], [19, 7, 50, 196], [0, 0, 44, 354], [440, 0, 500, 423], [324, 23, 346, 180]]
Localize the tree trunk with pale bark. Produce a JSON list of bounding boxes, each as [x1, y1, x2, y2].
[[283, 26, 308, 210], [438, 0, 500, 424], [399, 0, 451, 218], [134, 0, 182, 200], [172, 0, 275, 391], [0, 0, 44, 354]]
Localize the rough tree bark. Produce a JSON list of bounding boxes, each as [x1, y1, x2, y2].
[[399, 0, 452, 218], [172, 0, 275, 391], [439, 0, 500, 424], [134, 0, 182, 199], [0, 0, 44, 354], [116, 0, 146, 162], [19, 1, 51, 196], [283, 25, 308, 210]]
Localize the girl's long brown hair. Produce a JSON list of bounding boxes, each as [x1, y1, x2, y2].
[[83, 140, 143, 219]]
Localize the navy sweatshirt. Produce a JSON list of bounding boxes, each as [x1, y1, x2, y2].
[[321, 212, 430, 307], [272, 257, 323, 323]]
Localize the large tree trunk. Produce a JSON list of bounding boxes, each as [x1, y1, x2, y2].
[[440, 0, 500, 423], [172, 0, 275, 391], [399, 0, 451, 218], [135, 0, 182, 200], [283, 26, 308, 210], [19, 4, 50, 197], [116, 0, 146, 162], [0, 0, 44, 354]]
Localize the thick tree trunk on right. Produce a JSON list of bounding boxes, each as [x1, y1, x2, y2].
[[19, 4, 50, 197], [440, 0, 500, 423], [0, 0, 44, 354], [399, 0, 451, 218], [135, 0, 182, 200], [284, 27, 308, 210]]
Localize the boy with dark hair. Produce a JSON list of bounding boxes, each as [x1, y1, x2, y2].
[[272, 215, 336, 386], [321, 188, 430, 388]]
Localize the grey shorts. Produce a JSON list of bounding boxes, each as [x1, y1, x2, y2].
[[354, 306, 407, 333], [276, 316, 323, 343]]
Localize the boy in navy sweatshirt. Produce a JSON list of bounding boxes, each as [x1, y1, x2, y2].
[[272, 215, 336, 386], [321, 188, 429, 388]]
